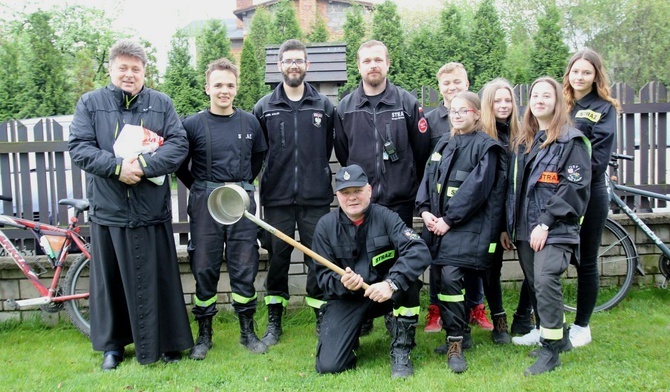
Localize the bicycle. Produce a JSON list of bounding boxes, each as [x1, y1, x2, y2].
[[0, 194, 91, 336], [562, 152, 670, 312]]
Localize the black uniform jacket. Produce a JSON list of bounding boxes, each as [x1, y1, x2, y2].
[[425, 103, 450, 151], [175, 109, 267, 188], [416, 131, 506, 269], [253, 82, 334, 207], [312, 204, 431, 300], [570, 90, 617, 178], [506, 126, 592, 245], [69, 84, 188, 227], [334, 80, 431, 206]]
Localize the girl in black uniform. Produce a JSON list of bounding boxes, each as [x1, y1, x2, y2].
[[480, 78, 521, 344], [562, 49, 620, 348], [506, 77, 591, 376], [416, 91, 505, 374]]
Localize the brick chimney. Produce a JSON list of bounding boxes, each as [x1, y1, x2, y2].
[[237, 0, 253, 9]]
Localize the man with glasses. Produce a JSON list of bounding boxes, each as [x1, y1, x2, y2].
[[253, 39, 334, 345]]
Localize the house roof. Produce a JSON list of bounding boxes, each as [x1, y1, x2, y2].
[[234, 0, 377, 20]]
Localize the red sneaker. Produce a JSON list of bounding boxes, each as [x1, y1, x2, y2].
[[424, 304, 442, 333], [469, 304, 493, 331]]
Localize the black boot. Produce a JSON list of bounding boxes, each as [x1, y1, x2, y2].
[[511, 309, 535, 335], [261, 304, 283, 346], [446, 336, 467, 373], [525, 338, 561, 376], [390, 316, 417, 378], [189, 317, 213, 360], [314, 307, 324, 337], [384, 311, 395, 336], [238, 310, 268, 354], [491, 312, 511, 344], [529, 324, 572, 358]]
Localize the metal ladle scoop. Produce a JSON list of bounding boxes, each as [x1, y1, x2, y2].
[[207, 184, 369, 289]]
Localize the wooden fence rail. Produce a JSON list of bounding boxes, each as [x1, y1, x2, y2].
[[1, 82, 669, 251]]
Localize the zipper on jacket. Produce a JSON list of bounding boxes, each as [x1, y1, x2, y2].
[[373, 107, 383, 198], [293, 111, 299, 198], [280, 122, 285, 149]]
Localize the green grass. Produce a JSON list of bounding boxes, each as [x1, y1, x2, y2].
[[1, 287, 669, 391]]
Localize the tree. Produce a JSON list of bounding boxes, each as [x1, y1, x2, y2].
[[196, 19, 232, 89], [469, 0, 507, 91], [237, 39, 265, 112], [72, 48, 96, 101], [50, 5, 121, 89], [16, 10, 71, 118], [503, 23, 534, 85], [0, 39, 22, 121], [341, 3, 366, 93], [578, 0, 670, 90], [438, 4, 472, 77], [162, 30, 204, 117], [247, 7, 272, 69], [402, 25, 442, 91], [372, 0, 406, 87], [270, 0, 302, 44], [306, 13, 329, 43], [140, 39, 161, 90], [529, 4, 569, 81]]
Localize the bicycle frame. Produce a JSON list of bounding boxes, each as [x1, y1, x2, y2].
[[0, 214, 90, 308], [609, 178, 670, 262]]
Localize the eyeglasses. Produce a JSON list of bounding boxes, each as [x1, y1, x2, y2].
[[280, 59, 306, 66], [448, 108, 476, 117]]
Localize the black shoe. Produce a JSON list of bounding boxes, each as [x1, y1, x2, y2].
[[101, 353, 123, 371], [511, 311, 534, 335], [161, 351, 182, 363], [491, 313, 512, 345], [525, 342, 561, 376]]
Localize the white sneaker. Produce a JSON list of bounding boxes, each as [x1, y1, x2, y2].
[[569, 324, 592, 347], [512, 328, 541, 346]]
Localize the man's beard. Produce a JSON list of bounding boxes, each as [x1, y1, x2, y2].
[[283, 70, 306, 88], [363, 73, 385, 88]]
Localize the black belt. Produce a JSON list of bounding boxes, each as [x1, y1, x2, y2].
[[193, 179, 255, 192]]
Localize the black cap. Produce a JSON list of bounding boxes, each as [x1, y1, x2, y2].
[[334, 164, 368, 192]]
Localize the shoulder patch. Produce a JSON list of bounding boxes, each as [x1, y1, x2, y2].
[[403, 227, 421, 240], [574, 110, 602, 123], [567, 165, 583, 182], [418, 117, 428, 133]]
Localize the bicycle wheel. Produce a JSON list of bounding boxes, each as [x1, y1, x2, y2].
[[563, 218, 638, 312], [63, 254, 91, 337]]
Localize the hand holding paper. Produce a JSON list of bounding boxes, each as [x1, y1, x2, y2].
[[113, 125, 166, 185]]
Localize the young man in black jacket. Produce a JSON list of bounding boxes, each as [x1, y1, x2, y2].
[[253, 39, 334, 345]]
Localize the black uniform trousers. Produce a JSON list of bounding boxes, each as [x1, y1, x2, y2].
[[575, 177, 609, 326], [484, 243, 507, 316], [89, 221, 193, 364], [315, 280, 422, 374], [516, 241, 573, 339], [188, 183, 260, 316], [436, 265, 484, 337], [264, 205, 328, 307]]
